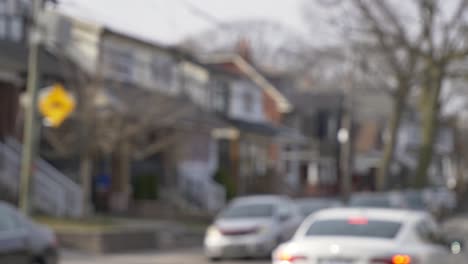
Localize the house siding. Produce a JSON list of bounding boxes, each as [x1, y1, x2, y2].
[[262, 90, 281, 125]]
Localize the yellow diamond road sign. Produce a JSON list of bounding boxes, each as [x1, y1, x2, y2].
[[38, 84, 76, 127]]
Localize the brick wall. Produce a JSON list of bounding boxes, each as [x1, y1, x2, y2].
[[262, 90, 281, 125]]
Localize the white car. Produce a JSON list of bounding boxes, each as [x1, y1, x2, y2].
[[273, 208, 463, 264], [204, 195, 302, 260]]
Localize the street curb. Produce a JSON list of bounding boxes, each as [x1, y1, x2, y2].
[[56, 226, 205, 254]]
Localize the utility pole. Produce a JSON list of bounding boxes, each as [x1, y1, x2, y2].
[[19, 0, 43, 214], [338, 102, 352, 202], [338, 61, 355, 202]]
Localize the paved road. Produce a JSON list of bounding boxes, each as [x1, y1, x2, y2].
[[62, 249, 269, 264], [62, 247, 467, 264]]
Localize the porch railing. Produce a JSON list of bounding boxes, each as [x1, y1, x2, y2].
[[0, 138, 83, 217]]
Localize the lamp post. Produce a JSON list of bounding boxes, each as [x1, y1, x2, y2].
[[338, 115, 352, 202]]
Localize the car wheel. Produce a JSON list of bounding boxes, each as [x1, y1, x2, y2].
[[34, 250, 58, 264], [208, 257, 222, 262]]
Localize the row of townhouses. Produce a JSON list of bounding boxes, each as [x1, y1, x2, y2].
[[1, 2, 329, 217]]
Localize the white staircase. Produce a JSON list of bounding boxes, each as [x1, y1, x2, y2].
[[179, 176, 226, 213], [0, 138, 83, 217]]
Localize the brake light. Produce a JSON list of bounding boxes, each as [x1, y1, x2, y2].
[[348, 217, 368, 225], [392, 255, 412, 264], [277, 252, 307, 263], [371, 254, 412, 264]]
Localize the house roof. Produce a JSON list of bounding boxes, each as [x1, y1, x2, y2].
[[200, 54, 292, 113]]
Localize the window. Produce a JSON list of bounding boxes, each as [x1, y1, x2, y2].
[[277, 202, 293, 219], [212, 81, 228, 113], [0, 205, 18, 232], [0, 1, 7, 15], [0, 17, 5, 38], [6, 0, 17, 15], [104, 48, 134, 82], [243, 90, 254, 113], [9, 17, 22, 41], [349, 195, 392, 208], [151, 55, 174, 89], [221, 203, 275, 219], [306, 219, 402, 239], [315, 110, 329, 139]]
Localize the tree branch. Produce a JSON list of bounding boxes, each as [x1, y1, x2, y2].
[[443, 0, 468, 56], [374, 0, 412, 48], [418, 0, 437, 57], [355, 0, 402, 73]]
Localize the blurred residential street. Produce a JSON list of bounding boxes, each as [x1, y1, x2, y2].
[[3, 0, 468, 263], [63, 247, 466, 264]]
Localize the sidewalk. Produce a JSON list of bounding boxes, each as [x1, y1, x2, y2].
[[40, 216, 207, 254]]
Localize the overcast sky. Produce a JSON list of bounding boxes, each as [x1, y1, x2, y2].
[[57, 0, 308, 45]]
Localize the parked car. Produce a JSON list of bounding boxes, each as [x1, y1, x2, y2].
[[429, 187, 457, 216], [273, 208, 463, 264], [400, 188, 456, 219], [204, 195, 301, 260], [295, 198, 343, 219], [401, 190, 429, 211], [348, 192, 407, 209], [0, 202, 58, 264]]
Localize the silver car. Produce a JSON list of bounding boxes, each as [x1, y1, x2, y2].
[[204, 195, 301, 260], [0, 202, 58, 264]]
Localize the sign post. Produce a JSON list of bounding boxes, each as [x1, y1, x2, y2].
[[19, 0, 42, 215]]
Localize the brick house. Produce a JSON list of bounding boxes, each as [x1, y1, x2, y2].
[[202, 54, 296, 195]]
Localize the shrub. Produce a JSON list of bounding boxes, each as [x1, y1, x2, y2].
[[132, 174, 158, 200]]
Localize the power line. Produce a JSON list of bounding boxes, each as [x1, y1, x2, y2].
[[180, 0, 231, 30]]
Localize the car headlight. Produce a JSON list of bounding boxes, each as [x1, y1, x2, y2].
[[206, 225, 221, 238]]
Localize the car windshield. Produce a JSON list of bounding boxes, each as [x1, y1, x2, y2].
[[349, 196, 392, 208], [405, 193, 426, 210], [220, 203, 275, 219], [306, 219, 402, 239]]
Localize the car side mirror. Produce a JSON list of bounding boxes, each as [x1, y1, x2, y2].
[[448, 239, 464, 255]]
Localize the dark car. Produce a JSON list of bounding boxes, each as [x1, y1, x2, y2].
[[402, 190, 429, 211], [348, 192, 407, 209], [295, 198, 343, 218], [0, 202, 58, 264]]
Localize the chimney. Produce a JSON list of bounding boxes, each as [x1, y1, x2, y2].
[[236, 37, 252, 62]]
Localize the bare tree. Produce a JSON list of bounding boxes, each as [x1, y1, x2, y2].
[[301, 0, 420, 190], [411, 0, 468, 187], [353, 0, 419, 190], [304, 0, 468, 189]]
